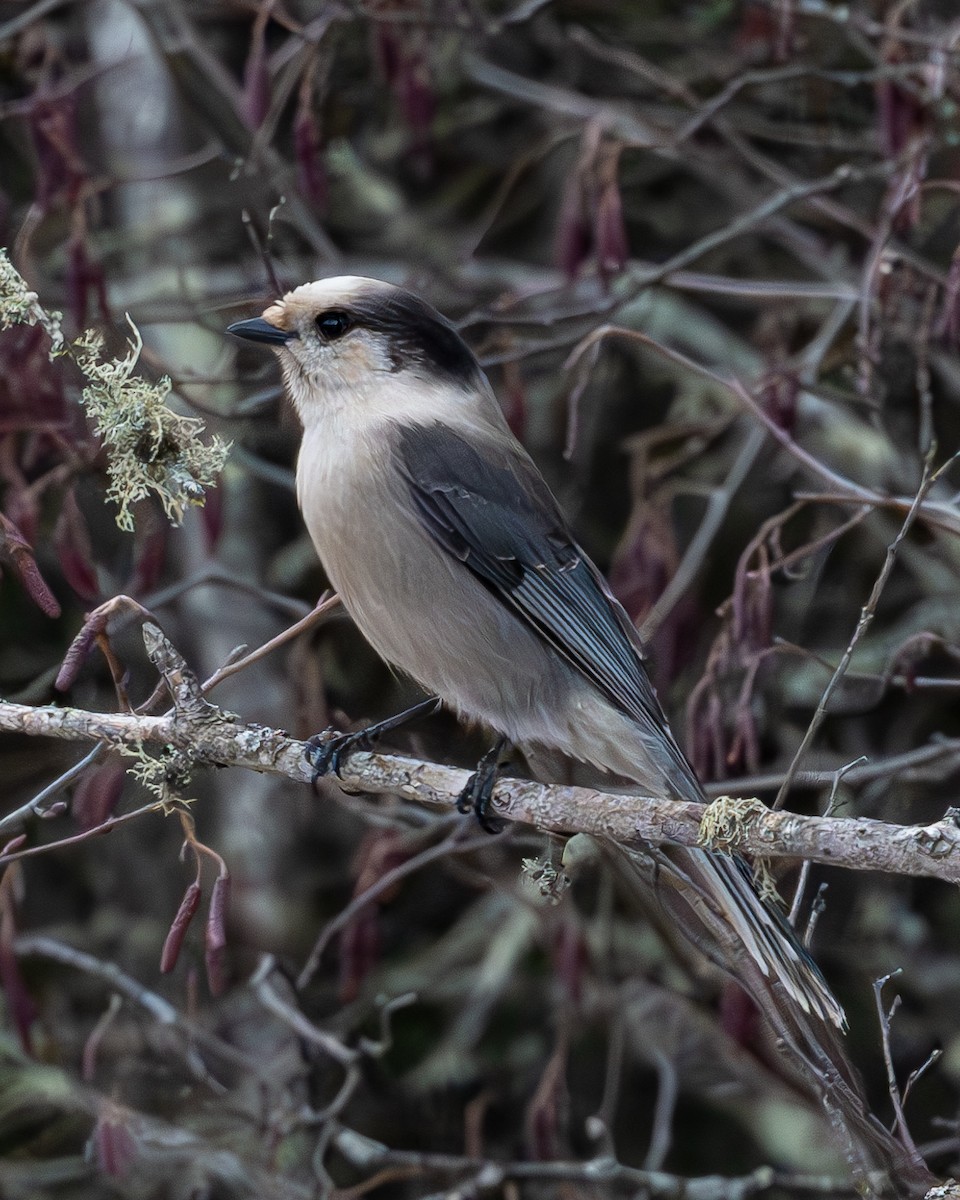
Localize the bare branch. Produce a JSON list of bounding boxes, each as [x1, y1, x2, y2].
[[1, 694, 958, 882], [775, 448, 960, 809], [330, 1125, 863, 1198]]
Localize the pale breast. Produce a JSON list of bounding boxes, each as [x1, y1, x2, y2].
[[295, 419, 572, 734]]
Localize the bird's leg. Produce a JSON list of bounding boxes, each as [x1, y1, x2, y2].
[[305, 696, 442, 780], [458, 736, 510, 834]]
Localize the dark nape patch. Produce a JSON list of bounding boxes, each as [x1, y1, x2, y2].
[[351, 290, 480, 385]]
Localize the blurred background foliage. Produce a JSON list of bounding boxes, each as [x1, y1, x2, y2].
[[2, 0, 960, 1195]]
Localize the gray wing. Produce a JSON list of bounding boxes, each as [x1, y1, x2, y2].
[[393, 420, 698, 789], [395, 421, 849, 1032]]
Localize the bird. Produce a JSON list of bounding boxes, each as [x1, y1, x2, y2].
[[227, 275, 838, 1018], [228, 278, 933, 1194]]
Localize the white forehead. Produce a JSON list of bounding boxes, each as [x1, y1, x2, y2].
[[280, 276, 397, 308]]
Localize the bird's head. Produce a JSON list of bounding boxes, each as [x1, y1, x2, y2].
[[228, 276, 484, 424]]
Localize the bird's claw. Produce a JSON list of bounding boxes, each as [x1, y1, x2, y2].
[[305, 728, 372, 781], [305, 698, 444, 785], [457, 744, 507, 834]]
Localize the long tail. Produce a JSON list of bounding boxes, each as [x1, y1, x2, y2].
[[610, 838, 935, 1197], [526, 740, 934, 1193], [667, 844, 845, 1027]]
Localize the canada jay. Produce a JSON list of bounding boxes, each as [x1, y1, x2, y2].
[[227, 275, 844, 1030]]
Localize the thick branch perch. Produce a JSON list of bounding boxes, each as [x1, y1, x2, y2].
[[1, 698, 958, 881]]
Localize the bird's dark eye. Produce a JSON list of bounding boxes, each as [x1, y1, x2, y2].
[[316, 310, 352, 341]]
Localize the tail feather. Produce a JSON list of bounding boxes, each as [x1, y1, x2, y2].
[[609, 839, 934, 1196], [527, 750, 934, 1193], [680, 845, 846, 1029]]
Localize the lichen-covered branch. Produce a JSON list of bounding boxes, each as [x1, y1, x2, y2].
[[0, 249, 229, 531], [1, 697, 957, 882]]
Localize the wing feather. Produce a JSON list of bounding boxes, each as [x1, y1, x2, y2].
[[395, 420, 695, 786]]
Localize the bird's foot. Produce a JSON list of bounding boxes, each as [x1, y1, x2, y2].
[[305, 696, 442, 783], [457, 738, 508, 834], [305, 728, 373, 781]]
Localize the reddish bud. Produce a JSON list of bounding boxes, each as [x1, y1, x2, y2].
[[705, 691, 726, 782], [595, 178, 629, 284], [888, 630, 941, 694], [608, 507, 676, 629], [160, 881, 202, 974], [28, 92, 86, 210], [875, 75, 927, 160], [242, 15, 271, 130], [0, 899, 37, 1054], [67, 235, 89, 330], [198, 475, 224, 551], [936, 248, 960, 345], [0, 322, 74, 435], [735, 2, 794, 62], [733, 550, 773, 654], [524, 1045, 568, 1162], [55, 609, 109, 690], [128, 520, 167, 596], [336, 830, 407, 1001], [352, 829, 407, 897], [11, 549, 60, 617], [727, 702, 760, 774], [551, 920, 587, 1008], [733, 569, 773, 654], [735, 5, 797, 61], [527, 1093, 560, 1162], [888, 153, 925, 235], [751, 570, 773, 651], [0, 513, 60, 617], [554, 176, 591, 281], [204, 872, 230, 996], [65, 234, 108, 330], [4, 480, 39, 546], [293, 104, 328, 213], [338, 907, 380, 1004], [90, 1109, 137, 1178], [54, 487, 99, 601], [72, 758, 127, 831], [734, 4, 778, 61]]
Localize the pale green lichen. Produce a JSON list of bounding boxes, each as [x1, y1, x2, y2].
[[127, 743, 196, 812], [73, 323, 230, 532], [697, 794, 764, 853], [0, 249, 63, 351], [0, 249, 229, 531], [698, 794, 781, 904], [521, 856, 571, 905]]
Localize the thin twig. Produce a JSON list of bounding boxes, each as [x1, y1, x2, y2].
[[297, 826, 498, 989], [201, 592, 340, 695], [0, 743, 104, 835], [873, 970, 919, 1158], [775, 448, 960, 809]]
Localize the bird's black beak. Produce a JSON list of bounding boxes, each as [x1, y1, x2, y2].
[[227, 317, 298, 345]]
